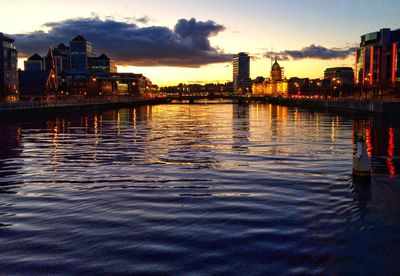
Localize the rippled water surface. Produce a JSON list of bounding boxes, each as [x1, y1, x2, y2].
[[0, 103, 399, 274]]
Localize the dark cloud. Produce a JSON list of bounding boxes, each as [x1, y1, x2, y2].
[[12, 17, 232, 67], [265, 44, 356, 60], [134, 16, 151, 24]]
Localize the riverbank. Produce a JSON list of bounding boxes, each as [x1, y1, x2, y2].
[[1, 96, 399, 116], [0, 97, 171, 115], [265, 97, 400, 114]]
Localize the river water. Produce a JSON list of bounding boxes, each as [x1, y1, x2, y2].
[[0, 103, 399, 274]]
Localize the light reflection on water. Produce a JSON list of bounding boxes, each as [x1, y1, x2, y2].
[[0, 103, 399, 274]]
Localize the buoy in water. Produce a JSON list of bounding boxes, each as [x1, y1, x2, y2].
[[353, 136, 371, 177]]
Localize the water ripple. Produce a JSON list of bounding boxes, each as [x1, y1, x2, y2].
[[0, 104, 399, 274]]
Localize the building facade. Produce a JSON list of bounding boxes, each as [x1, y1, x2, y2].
[[91, 54, 118, 75], [233, 52, 251, 93], [355, 28, 400, 86], [252, 57, 288, 97], [25, 53, 45, 71], [0, 33, 18, 101], [19, 34, 154, 99], [69, 35, 96, 74]]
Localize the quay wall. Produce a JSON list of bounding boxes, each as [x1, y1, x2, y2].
[[266, 97, 400, 114], [0, 97, 170, 115]]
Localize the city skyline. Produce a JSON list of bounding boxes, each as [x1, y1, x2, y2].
[[1, 0, 400, 85]]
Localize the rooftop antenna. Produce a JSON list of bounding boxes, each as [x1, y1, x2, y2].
[[270, 44, 273, 67]]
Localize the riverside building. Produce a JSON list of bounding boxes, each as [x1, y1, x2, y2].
[[233, 52, 252, 94], [19, 35, 154, 98], [355, 28, 400, 86], [0, 33, 18, 102], [252, 57, 288, 97]]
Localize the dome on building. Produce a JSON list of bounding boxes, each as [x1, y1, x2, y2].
[[270, 57, 283, 82], [271, 57, 281, 70], [272, 61, 281, 70]]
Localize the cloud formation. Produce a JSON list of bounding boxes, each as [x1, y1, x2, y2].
[[265, 44, 356, 61], [12, 17, 232, 67]]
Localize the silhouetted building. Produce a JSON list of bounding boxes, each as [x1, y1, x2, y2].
[[0, 33, 18, 101], [19, 47, 58, 98], [47, 44, 70, 75], [253, 76, 265, 84], [91, 54, 117, 75], [54, 43, 70, 74], [19, 34, 156, 98], [324, 67, 354, 85], [67, 73, 153, 97], [24, 53, 44, 71], [69, 35, 96, 74], [233, 52, 251, 93], [18, 70, 53, 98], [355, 28, 400, 86]]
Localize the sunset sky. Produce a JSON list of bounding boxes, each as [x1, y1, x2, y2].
[[1, 0, 399, 86]]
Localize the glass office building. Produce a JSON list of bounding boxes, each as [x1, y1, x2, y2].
[[69, 35, 96, 74], [0, 33, 18, 101], [355, 28, 400, 86]]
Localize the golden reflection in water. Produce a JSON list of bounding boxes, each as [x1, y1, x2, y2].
[[16, 127, 21, 144], [331, 118, 335, 142], [52, 123, 59, 168], [293, 108, 301, 138], [256, 104, 259, 120], [273, 105, 287, 138], [133, 108, 137, 144], [93, 115, 99, 161], [315, 114, 320, 140], [387, 127, 396, 176], [117, 111, 121, 136]]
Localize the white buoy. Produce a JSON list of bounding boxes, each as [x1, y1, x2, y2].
[[353, 136, 371, 177]]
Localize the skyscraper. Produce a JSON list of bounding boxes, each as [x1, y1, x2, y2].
[[69, 35, 96, 74], [0, 33, 18, 101], [233, 52, 251, 93], [355, 28, 400, 86]]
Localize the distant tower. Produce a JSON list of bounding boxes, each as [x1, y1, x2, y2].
[[233, 52, 251, 93], [270, 56, 284, 82]]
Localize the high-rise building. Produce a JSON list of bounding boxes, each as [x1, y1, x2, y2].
[[355, 28, 400, 86], [0, 33, 18, 101], [69, 35, 96, 74], [233, 52, 251, 93]]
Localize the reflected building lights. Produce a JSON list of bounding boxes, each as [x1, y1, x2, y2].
[[117, 111, 121, 136], [85, 116, 89, 132], [52, 125, 59, 167], [366, 125, 372, 158], [387, 127, 396, 176], [93, 115, 99, 161]]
